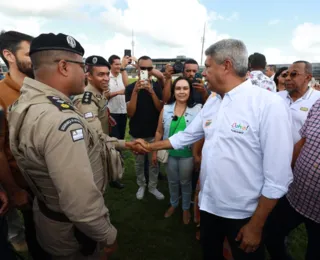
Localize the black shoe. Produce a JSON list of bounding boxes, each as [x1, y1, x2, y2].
[[109, 180, 125, 189]]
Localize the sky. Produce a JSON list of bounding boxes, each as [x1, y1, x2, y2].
[[1, 0, 320, 65]]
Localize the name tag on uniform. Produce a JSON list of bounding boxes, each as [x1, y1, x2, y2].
[[71, 129, 84, 142], [300, 107, 308, 112], [84, 112, 94, 119]]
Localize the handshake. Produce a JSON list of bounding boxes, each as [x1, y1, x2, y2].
[[126, 139, 154, 154]]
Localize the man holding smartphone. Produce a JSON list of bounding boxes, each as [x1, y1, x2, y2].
[[125, 56, 165, 200], [163, 59, 210, 104]]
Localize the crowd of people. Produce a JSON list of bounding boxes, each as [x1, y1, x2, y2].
[[0, 30, 319, 260]]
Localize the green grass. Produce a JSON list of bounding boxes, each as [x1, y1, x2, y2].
[[20, 123, 307, 260]]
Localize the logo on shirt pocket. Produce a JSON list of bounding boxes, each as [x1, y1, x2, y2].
[[204, 119, 212, 127], [231, 122, 249, 134]]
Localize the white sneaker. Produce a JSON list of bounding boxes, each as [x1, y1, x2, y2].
[[136, 187, 146, 200], [149, 188, 165, 200]]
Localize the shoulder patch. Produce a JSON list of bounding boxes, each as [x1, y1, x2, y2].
[[59, 117, 84, 131], [47, 96, 74, 111], [70, 128, 84, 142], [82, 92, 92, 104], [84, 112, 94, 119]]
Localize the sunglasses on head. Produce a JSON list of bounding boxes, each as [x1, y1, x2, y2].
[[281, 71, 304, 79], [140, 67, 153, 71]]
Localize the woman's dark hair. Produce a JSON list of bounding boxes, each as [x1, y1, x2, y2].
[[274, 67, 288, 87], [167, 76, 195, 108]]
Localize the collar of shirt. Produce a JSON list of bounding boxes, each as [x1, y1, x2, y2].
[[110, 72, 121, 79], [3, 72, 22, 92], [23, 77, 72, 104], [286, 87, 314, 104], [215, 79, 251, 101], [86, 83, 103, 96]]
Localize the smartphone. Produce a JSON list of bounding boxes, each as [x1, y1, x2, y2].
[[139, 70, 148, 89], [192, 72, 202, 85], [124, 49, 132, 64], [140, 70, 148, 81]]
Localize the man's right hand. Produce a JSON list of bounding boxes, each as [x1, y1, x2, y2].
[[10, 189, 30, 209], [163, 64, 174, 80], [104, 240, 118, 258], [0, 191, 9, 216]]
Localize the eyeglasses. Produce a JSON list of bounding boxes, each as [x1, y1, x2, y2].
[[281, 71, 304, 79], [54, 59, 86, 72], [140, 67, 153, 71]]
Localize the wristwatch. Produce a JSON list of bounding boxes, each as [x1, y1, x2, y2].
[[120, 68, 126, 72]]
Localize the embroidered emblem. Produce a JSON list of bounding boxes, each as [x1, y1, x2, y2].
[[70, 128, 84, 142]]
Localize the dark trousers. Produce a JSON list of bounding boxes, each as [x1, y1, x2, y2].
[[21, 208, 51, 260], [0, 214, 17, 259], [265, 196, 320, 260], [110, 113, 127, 140], [200, 210, 265, 260]]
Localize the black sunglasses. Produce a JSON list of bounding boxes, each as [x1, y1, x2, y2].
[[140, 67, 153, 71], [54, 59, 86, 72], [281, 71, 304, 79]]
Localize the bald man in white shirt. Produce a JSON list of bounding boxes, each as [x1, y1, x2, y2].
[[135, 39, 293, 260]]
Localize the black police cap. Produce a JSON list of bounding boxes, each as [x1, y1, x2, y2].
[[85, 55, 110, 69], [30, 33, 84, 56]]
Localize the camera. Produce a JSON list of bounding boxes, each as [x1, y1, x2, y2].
[[161, 61, 184, 74], [192, 72, 202, 84]]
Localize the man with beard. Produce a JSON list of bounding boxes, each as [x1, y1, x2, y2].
[[0, 30, 49, 259], [163, 59, 210, 104]]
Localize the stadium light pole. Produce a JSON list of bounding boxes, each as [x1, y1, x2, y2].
[[200, 23, 206, 66]]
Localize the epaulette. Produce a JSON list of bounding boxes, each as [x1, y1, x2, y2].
[[8, 99, 19, 112], [82, 91, 92, 104], [47, 96, 74, 111]]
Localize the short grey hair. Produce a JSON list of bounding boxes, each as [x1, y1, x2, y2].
[[293, 60, 312, 75], [205, 39, 248, 77]]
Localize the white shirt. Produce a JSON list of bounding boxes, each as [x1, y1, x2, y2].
[[107, 72, 127, 114], [278, 88, 320, 144], [250, 71, 276, 92], [270, 74, 275, 81], [169, 80, 293, 219]]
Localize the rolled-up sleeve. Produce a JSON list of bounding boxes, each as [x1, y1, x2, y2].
[[169, 109, 204, 149], [260, 98, 293, 199]]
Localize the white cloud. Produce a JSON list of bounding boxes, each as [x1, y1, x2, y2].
[[0, 0, 231, 64], [0, 13, 44, 36], [97, 0, 231, 63], [292, 23, 320, 54], [209, 11, 239, 21], [268, 19, 280, 26], [0, 0, 117, 18], [263, 48, 298, 64]]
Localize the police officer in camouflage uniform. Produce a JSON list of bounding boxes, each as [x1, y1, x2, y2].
[[73, 56, 125, 189], [8, 33, 144, 260]]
